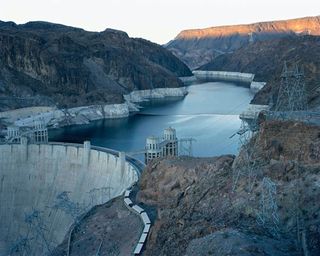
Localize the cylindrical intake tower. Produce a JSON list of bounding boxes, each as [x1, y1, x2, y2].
[[145, 136, 162, 164], [163, 127, 178, 157]]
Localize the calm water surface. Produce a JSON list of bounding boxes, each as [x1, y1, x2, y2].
[[50, 82, 254, 158]]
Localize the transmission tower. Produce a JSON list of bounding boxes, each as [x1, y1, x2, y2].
[[232, 120, 259, 191], [274, 62, 308, 115], [8, 236, 32, 256], [178, 138, 196, 156], [52, 191, 85, 219], [248, 32, 254, 43], [257, 177, 280, 237], [24, 209, 52, 254]]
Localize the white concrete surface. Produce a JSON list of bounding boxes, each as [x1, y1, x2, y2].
[[124, 190, 131, 198], [143, 224, 151, 233], [250, 81, 267, 93], [141, 212, 151, 225], [124, 87, 188, 103], [133, 243, 144, 255], [193, 70, 255, 83], [239, 104, 270, 120], [124, 198, 133, 206], [138, 233, 148, 243], [0, 142, 138, 255], [179, 76, 197, 85], [132, 205, 144, 214]]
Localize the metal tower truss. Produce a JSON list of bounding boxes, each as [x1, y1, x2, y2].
[[23, 209, 53, 254], [8, 236, 32, 256], [257, 177, 280, 237], [52, 191, 86, 220], [274, 62, 308, 115], [178, 138, 196, 157], [233, 120, 259, 191]]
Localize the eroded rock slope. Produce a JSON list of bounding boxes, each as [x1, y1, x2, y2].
[[0, 21, 191, 111], [137, 120, 320, 255]]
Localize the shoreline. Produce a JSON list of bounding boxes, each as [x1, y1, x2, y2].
[[180, 71, 266, 93], [0, 87, 188, 131], [0, 71, 267, 132]]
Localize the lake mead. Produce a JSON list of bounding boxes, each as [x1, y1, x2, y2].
[[50, 82, 254, 158]]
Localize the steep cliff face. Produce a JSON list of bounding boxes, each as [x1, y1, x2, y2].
[[166, 16, 320, 69], [0, 21, 192, 111], [199, 35, 320, 108], [137, 121, 320, 255]]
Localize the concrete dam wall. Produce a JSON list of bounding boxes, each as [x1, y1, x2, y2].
[[180, 71, 266, 93], [192, 70, 255, 83], [0, 142, 139, 255]]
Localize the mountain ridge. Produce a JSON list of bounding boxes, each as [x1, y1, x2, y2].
[[0, 20, 192, 111], [166, 15, 320, 69], [198, 35, 320, 108], [175, 15, 320, 39]]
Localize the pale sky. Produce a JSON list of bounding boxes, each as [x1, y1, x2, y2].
[[0, 0, 319, 44]]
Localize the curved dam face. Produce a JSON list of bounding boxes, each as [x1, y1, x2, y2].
[[0, 142, 139, 255]]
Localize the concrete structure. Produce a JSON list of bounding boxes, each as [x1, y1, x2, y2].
[[239, 104, 270, 121], [5, 121, 48, 144], [0, 141, 139, 255], [124, 87, 188, 103], [162, 127, 178, 157], [178, 76, 198, 85], [192, 70, 255, 84], [180, 72, 267, 94], [145, 127, 179, 164], [250, 81, 266, 93], [145, 136, 163, 164], [6, 126, 20, 143]]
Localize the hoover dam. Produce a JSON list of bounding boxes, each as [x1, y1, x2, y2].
[[0, 141, 140, 255]]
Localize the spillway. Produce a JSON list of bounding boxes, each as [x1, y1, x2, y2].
[[0, 141, 139, 255]]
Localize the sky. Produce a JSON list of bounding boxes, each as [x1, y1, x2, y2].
[[1, 0, 319, 44]]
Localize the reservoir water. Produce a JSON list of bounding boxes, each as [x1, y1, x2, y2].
[[50, 82, 254, 158]]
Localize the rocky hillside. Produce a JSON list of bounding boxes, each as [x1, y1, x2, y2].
[[166, 16, 320, 69], [137, 120, 320, 255], [53, 197, 142, 256], [200, 35, 320, 108], [0, 21, 191, 111]]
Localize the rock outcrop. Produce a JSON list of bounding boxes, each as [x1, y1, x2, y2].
[[136, 120, 320, 255], [199, 35, 320, 108], [166, 16, 320, 69], [53, 197, 142, 256], [0, 21, 192, 112]]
